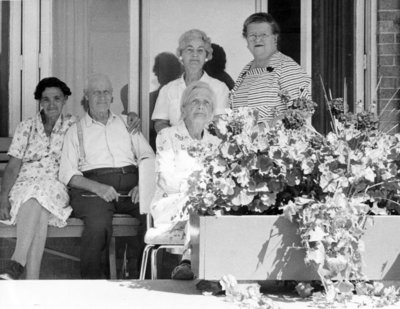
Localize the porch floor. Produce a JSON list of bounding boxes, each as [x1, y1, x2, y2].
[[1, 280, 399, 309]]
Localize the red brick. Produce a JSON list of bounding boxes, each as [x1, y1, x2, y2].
[[379, 33, 395, 43], [395, 55, 400, 65], [378, 33, 395, 43], [379, 55, 395, 65], [379, 20, 398, 32], [378, 65, 400, 76], [380, 77, 398, 88], [378, 44, 400, 55], [379, 88, 400, 100], [397, 33, 400, 43], [378, 11, 400, 21], [379, 0, 400, 10]]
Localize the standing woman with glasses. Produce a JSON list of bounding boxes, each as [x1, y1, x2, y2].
[[152, 29, 229, 133], [231, 12, 311, 124]]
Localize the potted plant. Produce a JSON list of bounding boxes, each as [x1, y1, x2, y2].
[[184, 96, 400, 303]]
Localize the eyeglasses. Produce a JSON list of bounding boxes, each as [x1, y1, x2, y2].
[[247, 33, 273, 41], [91, 90, 112, 98]]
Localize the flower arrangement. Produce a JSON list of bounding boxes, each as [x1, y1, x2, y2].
[[184, 94, 400, 305]]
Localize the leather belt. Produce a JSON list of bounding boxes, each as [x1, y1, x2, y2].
[[83, 165, 137, 177]]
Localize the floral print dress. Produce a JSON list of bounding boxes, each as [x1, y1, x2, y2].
[[1, 112, 75, 227], [151, 121, 220, 229]]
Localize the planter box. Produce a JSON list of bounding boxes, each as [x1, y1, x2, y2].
[[190, 215, 400, 281]]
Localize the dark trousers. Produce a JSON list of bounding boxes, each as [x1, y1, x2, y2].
[[69, 166, 140, 279]]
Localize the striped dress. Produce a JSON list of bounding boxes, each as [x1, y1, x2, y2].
[[231, 51, 311, 122]]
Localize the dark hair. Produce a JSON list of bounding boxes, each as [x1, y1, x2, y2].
[[204, 43, 226, 73], [34, 77, 71, 100], [242, 12, 281, 38], [153, 52, 183, 86]]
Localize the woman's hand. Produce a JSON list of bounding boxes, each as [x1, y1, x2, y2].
[[0, 197, 11, 221], [127, 112, 141, 134], [0, 156, 22, 221], [129, 186, 139, 204]]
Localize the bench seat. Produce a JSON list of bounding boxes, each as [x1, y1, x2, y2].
[[0, 214, 141, 279]]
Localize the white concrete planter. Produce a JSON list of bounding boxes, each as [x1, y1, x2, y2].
[[190, 215, 400, 281]]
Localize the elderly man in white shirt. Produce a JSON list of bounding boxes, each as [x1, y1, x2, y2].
[[59, 73, 154, 279]]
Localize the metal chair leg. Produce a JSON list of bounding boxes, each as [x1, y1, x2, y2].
[[139, 245, 154, 280], [150, 247, 160, 279]]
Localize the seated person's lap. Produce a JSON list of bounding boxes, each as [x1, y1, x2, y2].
[[69, 170, 140, 219]]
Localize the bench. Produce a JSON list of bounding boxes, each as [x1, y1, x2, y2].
[[0, 215, 141, 279], [0, 137, 11, 178], [0, 137, 145, 279]]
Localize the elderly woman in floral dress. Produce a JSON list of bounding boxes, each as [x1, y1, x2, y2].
[[150, 81, 220, 280], [0, 78, 75, 279]]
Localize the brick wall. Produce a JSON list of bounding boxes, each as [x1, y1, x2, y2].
[[378, 0, 400, 130]]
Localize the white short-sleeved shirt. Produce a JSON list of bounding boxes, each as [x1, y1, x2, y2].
[[151, 72, 229, 126], [59, 112, 155, 185]]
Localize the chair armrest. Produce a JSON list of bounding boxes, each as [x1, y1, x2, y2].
[[139, 157, 156, 214]]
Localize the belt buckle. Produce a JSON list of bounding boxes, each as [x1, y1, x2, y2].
[[121, 166, 128, 174]]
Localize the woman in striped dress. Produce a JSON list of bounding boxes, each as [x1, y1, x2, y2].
[[231, 12, 311, 124]]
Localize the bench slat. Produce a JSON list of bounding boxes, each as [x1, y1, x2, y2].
[[0, 137, 12, 152], [0, 216, 141, 238]]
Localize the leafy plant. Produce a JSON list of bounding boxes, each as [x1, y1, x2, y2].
[[183, 95, 400, 305]]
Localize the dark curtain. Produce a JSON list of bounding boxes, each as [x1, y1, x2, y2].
[[269, 0, 301, 64], [0, 1, 10, 137], [312, 0, 355, 134]]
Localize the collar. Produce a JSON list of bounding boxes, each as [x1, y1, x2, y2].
[[247, 51, 282, 71], [176, 120, 211, 142], [83, 111, 117, 127], [178, 71, 211, 87], [36, 111, 64, 135]]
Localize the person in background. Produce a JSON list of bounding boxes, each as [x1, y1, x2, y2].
[[151, 29, 229, 133], [0, 77, 74, 279], [204, 43, 235, 90], [150, 81, 220, 280], [59, 73, 154, 279], [231, 12, 311, 124], [149, 52, 183, 150]]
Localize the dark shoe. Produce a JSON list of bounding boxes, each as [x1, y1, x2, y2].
[[196, 280, 224, 295], [0, 260, 24, 280], [171, 262, 194, 280]]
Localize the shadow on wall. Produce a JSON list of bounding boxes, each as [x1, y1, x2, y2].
[[204, 43, 235, 91], [120, 52, 183, 151]]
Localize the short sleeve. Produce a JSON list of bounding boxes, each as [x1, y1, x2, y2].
[[213, 82, 230, 115], [151, 85, 170, 120], [7, 119, 33, 159], [279, 60, 311, 101], [155, 128, 174, 174]]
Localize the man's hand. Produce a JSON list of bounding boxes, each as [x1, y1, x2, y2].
[[127, 112, 141, 134], [94, 183, 119, 202], [128, 186, 139, 204], [0, 197, 11, 221]]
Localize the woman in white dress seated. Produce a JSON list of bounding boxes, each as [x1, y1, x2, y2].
[[151, 81, 220, 280]]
